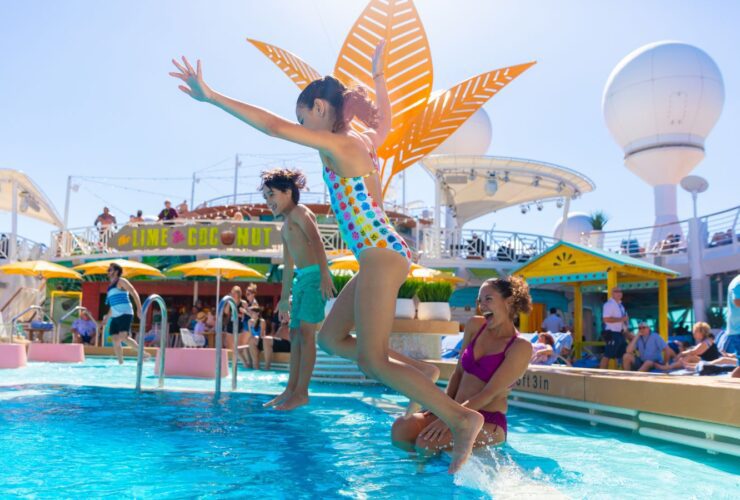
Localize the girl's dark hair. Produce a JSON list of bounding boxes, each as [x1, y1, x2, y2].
[[259, 169, 307, 204], [483, 276, 532, 320], [297, 76, 379, 132], [109, 263, 123, 278]]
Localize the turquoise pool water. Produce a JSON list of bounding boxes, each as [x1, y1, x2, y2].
[[0, 360, 738, 498]]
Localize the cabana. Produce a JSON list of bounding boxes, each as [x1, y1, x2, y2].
[[513, 241, 679, 357]]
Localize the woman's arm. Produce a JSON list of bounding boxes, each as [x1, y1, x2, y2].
[[462, 339, 532, 411], [364, 40, 391, 149], [170, 57, 340, 154]]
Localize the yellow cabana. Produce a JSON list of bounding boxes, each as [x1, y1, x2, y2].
[[512, 242, 679, 357]]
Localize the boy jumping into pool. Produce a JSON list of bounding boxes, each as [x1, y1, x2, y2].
[[260, 169, 335, 410]]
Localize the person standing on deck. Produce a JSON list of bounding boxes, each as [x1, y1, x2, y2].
[[600, 287, 629, 369]]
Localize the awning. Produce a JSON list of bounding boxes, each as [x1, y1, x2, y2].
[[0, 169, 63, 227]]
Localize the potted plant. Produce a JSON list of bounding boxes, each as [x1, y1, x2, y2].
[[416, 281, 454, 321], [588, 211, 609, 248], [325, 272, 353, 315], [396, 280, 421, 319]]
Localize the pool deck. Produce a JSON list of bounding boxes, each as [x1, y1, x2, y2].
[[431, 361, 740, 427]]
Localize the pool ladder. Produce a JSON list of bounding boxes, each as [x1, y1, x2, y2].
[[134, 294, 241, 396]]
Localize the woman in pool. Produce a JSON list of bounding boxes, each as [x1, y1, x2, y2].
[[170, 41, 482, 472], [103, 263, 144, 365], [391, 277, 532, 457], [246, 306, 267, 369], [223, 285, 250, 369]]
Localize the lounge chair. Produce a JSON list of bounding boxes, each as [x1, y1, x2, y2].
[[180, 328, 206, 348]]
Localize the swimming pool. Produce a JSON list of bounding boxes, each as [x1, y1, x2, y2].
[[1, 360, 738, 498]]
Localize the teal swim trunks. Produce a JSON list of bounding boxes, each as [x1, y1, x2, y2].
[[290, 264, 327, 328]]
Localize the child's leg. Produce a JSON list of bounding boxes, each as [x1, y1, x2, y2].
[[353, 248, 483, 474], [247, 337, 260, 369], [264, 330, 301, 408], [262, 337, 274, 370], [276, 323, 317, 411]]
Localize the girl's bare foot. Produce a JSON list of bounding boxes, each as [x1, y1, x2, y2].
[[448, 410, 484, 474], [264, 391, 291, 408], [405, 362, 441, 418], [275, 393, 309, 411]]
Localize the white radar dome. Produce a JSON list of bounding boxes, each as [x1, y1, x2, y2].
[[433, 108, 492, 156], [553, 212, 592, 244], [603, 41, 724, 186]]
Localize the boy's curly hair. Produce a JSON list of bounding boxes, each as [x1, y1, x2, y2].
[[259, 168, 307, 204]]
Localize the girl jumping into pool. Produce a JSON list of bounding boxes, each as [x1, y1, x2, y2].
[[170, 40, 483, 473], [104, 263, 144, 365], [391, 278, 532, 458]]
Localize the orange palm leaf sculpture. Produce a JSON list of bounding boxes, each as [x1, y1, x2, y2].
[[247, 0, 535, 199]]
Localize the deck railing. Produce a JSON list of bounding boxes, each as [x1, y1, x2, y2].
[[578, 205, 739, 257], [420, 228, 556, 262], [0, 233, 49, 261]]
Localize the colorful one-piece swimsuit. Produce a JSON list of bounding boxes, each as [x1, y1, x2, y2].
[[323, 149, 412, 262]]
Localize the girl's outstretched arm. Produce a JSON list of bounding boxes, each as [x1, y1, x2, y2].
[[170, 56, 337, 153], [365, 40, 391, 148]]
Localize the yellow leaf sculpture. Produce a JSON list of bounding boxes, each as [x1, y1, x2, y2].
[[247, 0, 535, 198]]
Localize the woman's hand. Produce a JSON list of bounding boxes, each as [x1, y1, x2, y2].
[[419, 417, 450, 443], [170, 56, 213, 102], [320, 271, 337, 301], [371, 39, 386, 79]]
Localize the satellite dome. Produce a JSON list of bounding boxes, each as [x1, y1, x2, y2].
[[433, 108, 492, 156], [553, 212, 592, 244], [603, 41, 724, 186]]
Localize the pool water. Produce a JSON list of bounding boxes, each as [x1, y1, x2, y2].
[[0, 361, 738, 499]]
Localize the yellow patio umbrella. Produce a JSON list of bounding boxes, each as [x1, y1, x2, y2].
[[167, 258, 266, 307], [73, 259, 164, 278], [0, 260, 81, 280], [329, 255, 424, 273]]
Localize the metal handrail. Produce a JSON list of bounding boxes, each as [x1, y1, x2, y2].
[[215, 295, 240, 396], [135, 295, 168, 391], [10, 305, 55, 343], [58, 306, 100, 346]]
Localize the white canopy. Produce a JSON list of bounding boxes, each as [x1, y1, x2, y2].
[[420, 155, 596, 225], [0, 169, 63, 227]]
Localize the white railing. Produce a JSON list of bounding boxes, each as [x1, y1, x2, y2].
[[580, 220, 690, 258], [420, 228, 556, 262], [703, 205, 739, 251], [0, 233, 49, 261], [579, 205, 739, 258]]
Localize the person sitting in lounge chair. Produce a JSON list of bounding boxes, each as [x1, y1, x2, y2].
[[531, 333, 555, 365], [657, 322, 720, 371], [623, 322, 675, 371]]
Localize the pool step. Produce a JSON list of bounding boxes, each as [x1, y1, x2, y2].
[[312, 351, 377, 384]]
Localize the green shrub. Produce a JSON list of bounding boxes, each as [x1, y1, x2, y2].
[[397, 280, 422, 299], [331, 273, 353, 294], [416, 281, 454, 303], [589, 210, 610, 230]]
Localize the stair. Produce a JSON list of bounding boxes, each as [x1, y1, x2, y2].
[[311, 350, 378, 385]]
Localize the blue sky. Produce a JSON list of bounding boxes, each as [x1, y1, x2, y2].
[[1, 0, 738, 245]]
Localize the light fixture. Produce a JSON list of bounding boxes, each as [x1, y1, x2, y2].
[[536, 200, 544, 211], [485, 174, 498, 196], [520, 204, 529, 214], [556, 198, 564, 208], [532, 176, 541, 187], [573, 189, 581, 199], [502, 171, 510, 183], [557, 181, 565, 193], [468, 169, 477, 181]]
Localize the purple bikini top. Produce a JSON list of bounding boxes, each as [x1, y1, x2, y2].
[[460, 324, 518, 383]]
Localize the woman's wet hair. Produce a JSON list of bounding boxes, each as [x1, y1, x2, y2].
[[482, 276, 532, 320], [297, 76, 379, 132], [259, 168, 307, 204], [109, 263, 123, 278]]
